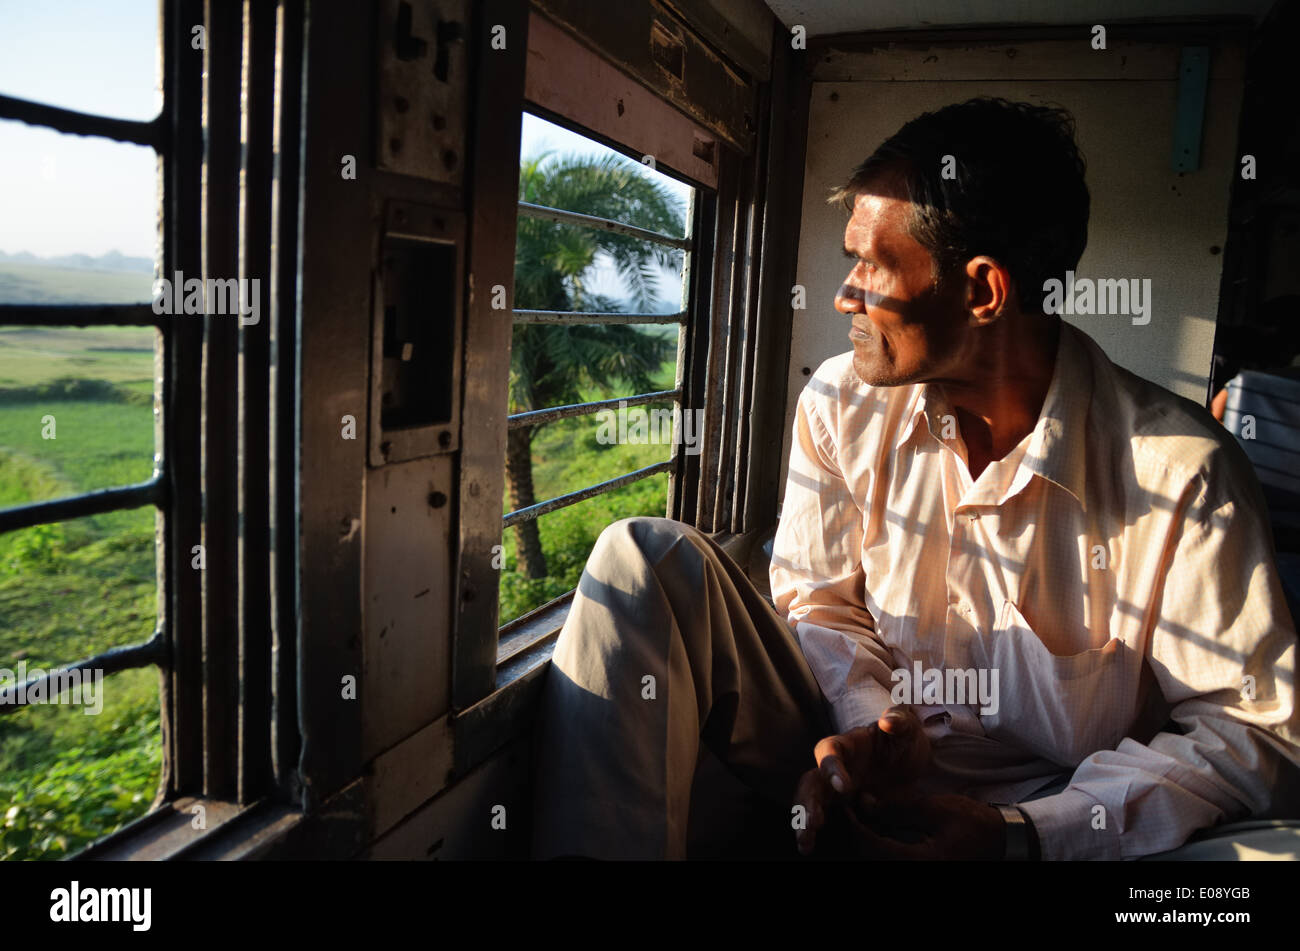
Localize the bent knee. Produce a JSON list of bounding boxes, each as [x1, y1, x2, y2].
[[592, 516, 697, 565], [584, 517, 708, 577]]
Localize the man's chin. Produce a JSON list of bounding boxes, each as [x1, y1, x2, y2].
[[852, 354, 914, 388]]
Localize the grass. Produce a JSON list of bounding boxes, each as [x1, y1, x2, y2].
[[0, 326, 160, 861], [0, 326, 156, 387], [0, 262, 154, 306], [497, 358, 678, 623]]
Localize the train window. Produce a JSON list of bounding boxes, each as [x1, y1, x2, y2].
[[498, 113, 695, 626], [0, 12, 166, 858], [0, 0, 282, 861]]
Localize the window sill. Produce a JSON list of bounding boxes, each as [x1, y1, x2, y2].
[[77, 796, 303, 861]]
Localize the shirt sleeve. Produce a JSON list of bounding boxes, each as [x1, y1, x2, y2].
[[769, 389, 898, 734], [1019, 479, 1300, 860]]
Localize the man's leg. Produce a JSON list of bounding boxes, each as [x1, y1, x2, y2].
[[531, 516, 832, 860]]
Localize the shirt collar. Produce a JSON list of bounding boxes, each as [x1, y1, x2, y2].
[[898, 385, 931, 446], [1021, 321, 1091, 510], [895, 321, 1092, 510]]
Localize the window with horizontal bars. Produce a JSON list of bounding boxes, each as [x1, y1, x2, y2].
[[498, 112, 698, 627], [0, 1, 170, 860], [0, 0, 290, 860]]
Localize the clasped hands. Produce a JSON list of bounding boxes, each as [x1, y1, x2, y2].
[[792, 705, 1007, 860]]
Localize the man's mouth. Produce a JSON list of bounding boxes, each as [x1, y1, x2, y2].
[[849, 323, 871, 341]]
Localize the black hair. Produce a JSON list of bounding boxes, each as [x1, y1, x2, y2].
[[829, 97, 1090, 310]]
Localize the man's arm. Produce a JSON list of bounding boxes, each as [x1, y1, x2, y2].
[[769, 391, 897, 733], [1018, 483, 1300, 860]]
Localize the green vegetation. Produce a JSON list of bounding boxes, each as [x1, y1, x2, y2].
[[0, 262, 153, 306], [0, 326, 160, 861], [0, 326, 156, 388], [498, 362, 676, 623], [504, 151, 683, 601]]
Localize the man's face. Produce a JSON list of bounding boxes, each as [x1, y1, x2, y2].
[[836, 185, 969, 387]]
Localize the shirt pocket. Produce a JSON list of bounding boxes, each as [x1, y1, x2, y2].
[[974, 599, 1136, 768]]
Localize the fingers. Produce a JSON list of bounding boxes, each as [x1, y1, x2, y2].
[[793, 767, 831, 856], [812, 734, 858, 796], [877, 705, 915, 733], [813, 708, 931, 799], [873, 705, 931, 785], [797, 708, 934, 856]]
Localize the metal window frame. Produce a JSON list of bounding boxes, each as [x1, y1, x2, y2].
[[452, 1, 746, 719], [0, 14, 179, 713], [0, 0, 302, 853], [500, 187, 697, 537]]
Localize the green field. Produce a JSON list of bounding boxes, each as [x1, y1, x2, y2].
[[0, 326, 160, 861], [0, 262, 153, 306], [0, 325, 157, 388]]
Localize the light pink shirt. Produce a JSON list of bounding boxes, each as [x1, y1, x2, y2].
[[770, 321, 1300, 859]]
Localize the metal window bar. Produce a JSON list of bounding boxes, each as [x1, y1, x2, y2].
[[0, 477, 164, 534], [502, 190, 692, 594], [0, 93, 167, 150], [517, 200, 691, 250], [0, 304, 161, 327], [503, 460, 674, 528], [512, 309, 685, 325], [0, 630, 166, 716], [507, 388, 679, 429]]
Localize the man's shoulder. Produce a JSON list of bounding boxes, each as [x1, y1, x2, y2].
[[1087, 339, 1255, 504]]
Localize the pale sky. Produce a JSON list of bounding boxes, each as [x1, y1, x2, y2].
[[0, 4, 692, 309], [0, 0, 160, 258]]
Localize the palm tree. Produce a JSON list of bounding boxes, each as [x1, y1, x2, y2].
[[508, 152, 685, 578]]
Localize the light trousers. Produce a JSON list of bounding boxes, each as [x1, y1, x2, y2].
[[531, 516, 832, 860]]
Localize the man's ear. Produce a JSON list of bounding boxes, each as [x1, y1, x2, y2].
[[962, 256, 1012, 326]]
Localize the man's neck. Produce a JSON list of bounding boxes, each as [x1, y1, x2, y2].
[[941, 317, 1061, 481]]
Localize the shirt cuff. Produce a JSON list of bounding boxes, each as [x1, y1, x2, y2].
[[829, 679, 897, 734], [1017, 787, 1123, 861]]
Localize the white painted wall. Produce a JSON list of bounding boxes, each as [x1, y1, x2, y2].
[[780, 39, 1246, 487]]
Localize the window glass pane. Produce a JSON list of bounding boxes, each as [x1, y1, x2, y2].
[[499, 474, 670, 625], [0, 1, 161, 121], [0, 121, 157, 305], [0, 325, 158, 500], [0, 507, 160, 861]]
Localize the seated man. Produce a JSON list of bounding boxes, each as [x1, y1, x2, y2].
[[530, 97, 1300, 861]]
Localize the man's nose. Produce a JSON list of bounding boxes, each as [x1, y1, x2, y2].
[[834, 280, 865, 315]]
